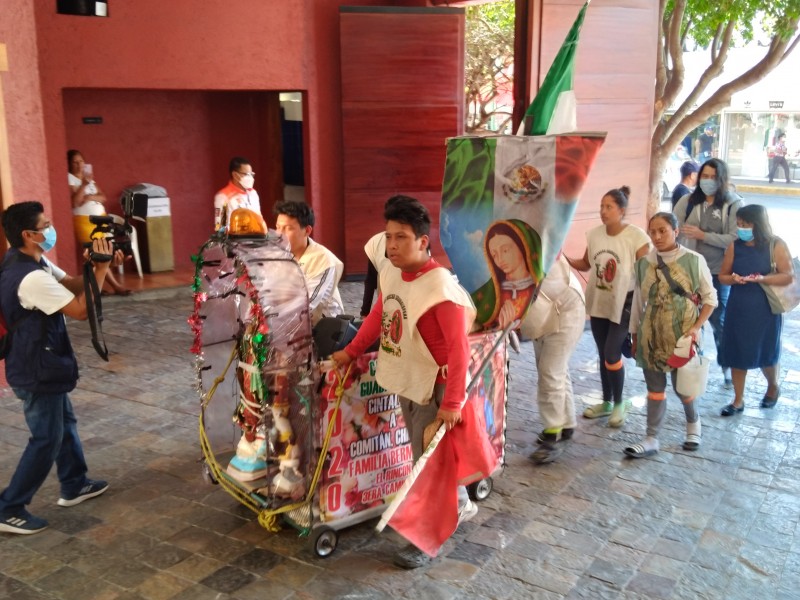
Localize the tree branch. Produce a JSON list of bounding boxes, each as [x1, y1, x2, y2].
[[679, 17, 692, 49], [665, 19, 734, 142], [654, 0, 669, 118], [777, 32, 800, 66], [657, 0, 688, 125], [710, 23, 723, 63], [664, 35, 796, 155]]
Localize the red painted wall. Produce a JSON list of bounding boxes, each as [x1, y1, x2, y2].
[[5, 0, 658, 276], [0, 1, 51, 207], [33, 0, 311, 272], [63, 89, 281, 266], [535, 0, 659, 260], [340, 8, 465, 270]]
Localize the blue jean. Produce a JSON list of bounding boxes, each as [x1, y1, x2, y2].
[[0, 389, 88, 516], [708, 275, 730, 365]]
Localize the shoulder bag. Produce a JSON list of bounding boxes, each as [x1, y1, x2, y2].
[[656, 255, 700, 306], [759, 238, 800, 315]]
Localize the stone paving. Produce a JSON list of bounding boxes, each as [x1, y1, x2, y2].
[[1, 281, 799, 599]]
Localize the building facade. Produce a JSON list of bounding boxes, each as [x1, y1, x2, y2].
[[1, 1, 659, 275]]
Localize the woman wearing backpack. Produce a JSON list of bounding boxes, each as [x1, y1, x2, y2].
[[673, 158, 742, 388]]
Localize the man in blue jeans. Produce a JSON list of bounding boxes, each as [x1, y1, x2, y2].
[[0, 201, 117, 534]]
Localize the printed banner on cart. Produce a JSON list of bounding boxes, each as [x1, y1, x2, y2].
[[441, 133, 605, 330], [318, 331, 509, 526], [318, 354, 412, 523]]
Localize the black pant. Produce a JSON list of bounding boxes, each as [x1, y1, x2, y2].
[[769, 156, 790, 183], [589, 292, 633, 404]]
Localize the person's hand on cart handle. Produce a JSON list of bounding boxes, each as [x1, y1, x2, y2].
[[437, 408, 462, 430], [496, 300, 517, 330], [330, 349, 353, 369]]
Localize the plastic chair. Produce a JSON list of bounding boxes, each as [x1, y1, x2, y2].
[[110, 214, 143, 278]]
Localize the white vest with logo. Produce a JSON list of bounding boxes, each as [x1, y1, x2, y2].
[[376, 265, 476, 404]]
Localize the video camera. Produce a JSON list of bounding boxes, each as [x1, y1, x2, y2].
[[83, 191, 147, 263], [84, 214, 133, 263]]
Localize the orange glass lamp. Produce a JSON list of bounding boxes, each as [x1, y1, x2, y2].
[[228, 208, 267, 238]]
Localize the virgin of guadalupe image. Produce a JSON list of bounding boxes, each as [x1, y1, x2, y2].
[[471, 219, 544, 329]]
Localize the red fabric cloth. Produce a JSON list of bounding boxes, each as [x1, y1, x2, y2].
[[386, 384, 500, 556], [345, 259, 470, 411]]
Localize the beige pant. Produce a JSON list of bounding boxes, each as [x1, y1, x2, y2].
[[399, 383, 468, 506]]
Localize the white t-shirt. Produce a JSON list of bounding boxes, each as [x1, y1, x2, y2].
[[69, 172, 105, 216], [584, 224, 650, 323], [18, 257, 74, 315]]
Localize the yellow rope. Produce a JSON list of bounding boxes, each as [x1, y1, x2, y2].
[[199, 345, 264, 513], [198, 352, 353, 532], [252, 364, 352, 528]]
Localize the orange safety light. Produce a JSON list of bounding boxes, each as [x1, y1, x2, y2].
[[228, 208, 267, 238]]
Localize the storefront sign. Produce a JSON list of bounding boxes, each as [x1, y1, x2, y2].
[[769, 101, 784, 109]]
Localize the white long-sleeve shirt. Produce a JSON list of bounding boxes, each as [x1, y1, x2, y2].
[[297, 238, 344, 325]]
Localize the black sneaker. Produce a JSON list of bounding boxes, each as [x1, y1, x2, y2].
[[530, 442, 564, 465], [57, 479, 109, 507], [393, 545, 433, 569], [0, 512, 48, 535], [537, 428, 574, 444]]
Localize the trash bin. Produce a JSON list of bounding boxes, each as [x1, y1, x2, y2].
[[120, 184, 175, 273]]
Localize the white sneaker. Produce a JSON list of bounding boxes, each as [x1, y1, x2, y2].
[[457, 499, 478, 525]]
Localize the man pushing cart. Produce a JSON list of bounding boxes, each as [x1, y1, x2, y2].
[[332, 195, 498, 568]]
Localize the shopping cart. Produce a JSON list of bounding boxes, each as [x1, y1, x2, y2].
[[191, 233, 507, 557]]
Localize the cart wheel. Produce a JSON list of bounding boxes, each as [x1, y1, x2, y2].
[[467, 477, 493, 501], [201, 463, 218, 485], [309, 526, 338, 558]]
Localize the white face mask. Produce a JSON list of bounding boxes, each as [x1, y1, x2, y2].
[[239, 174, 255, 190]]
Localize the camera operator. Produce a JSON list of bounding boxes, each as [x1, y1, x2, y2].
[[0, 201, 121, 535]]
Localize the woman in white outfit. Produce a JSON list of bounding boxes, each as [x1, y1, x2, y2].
[[68, 150, 130, 295], [521, 254, 586, 464]]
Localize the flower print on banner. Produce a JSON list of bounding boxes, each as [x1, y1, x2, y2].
[[318, 355, 412, 523]]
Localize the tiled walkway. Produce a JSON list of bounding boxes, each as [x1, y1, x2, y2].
[[1, 282, 799, 599]]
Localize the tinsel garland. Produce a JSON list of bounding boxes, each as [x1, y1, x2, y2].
[[188, 253, 207, 355], [238, 264, 270, 402], [190, 243, 273, 398]]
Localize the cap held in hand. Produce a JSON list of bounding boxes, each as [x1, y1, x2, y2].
[[667, 334, 696, 369]]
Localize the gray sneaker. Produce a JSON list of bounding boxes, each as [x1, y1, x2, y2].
[[393, 545, 432, 569], [530, 442, 564, 465], [457, 499, 478, 525]]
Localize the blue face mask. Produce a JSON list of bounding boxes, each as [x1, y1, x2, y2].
[[37, 226, 57, 252], [737, 227, 754, 242], [699, 179, 718, 196]]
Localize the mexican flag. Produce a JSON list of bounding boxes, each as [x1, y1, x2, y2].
[[441, 133, 605, 328], [440, 0, 602, 330], [522, 0, 590, 136]]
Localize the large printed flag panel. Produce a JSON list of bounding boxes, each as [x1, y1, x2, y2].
[[441, 133, 605, 329]]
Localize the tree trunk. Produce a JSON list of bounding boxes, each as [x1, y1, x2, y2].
[[648, 143, 669, 219]]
